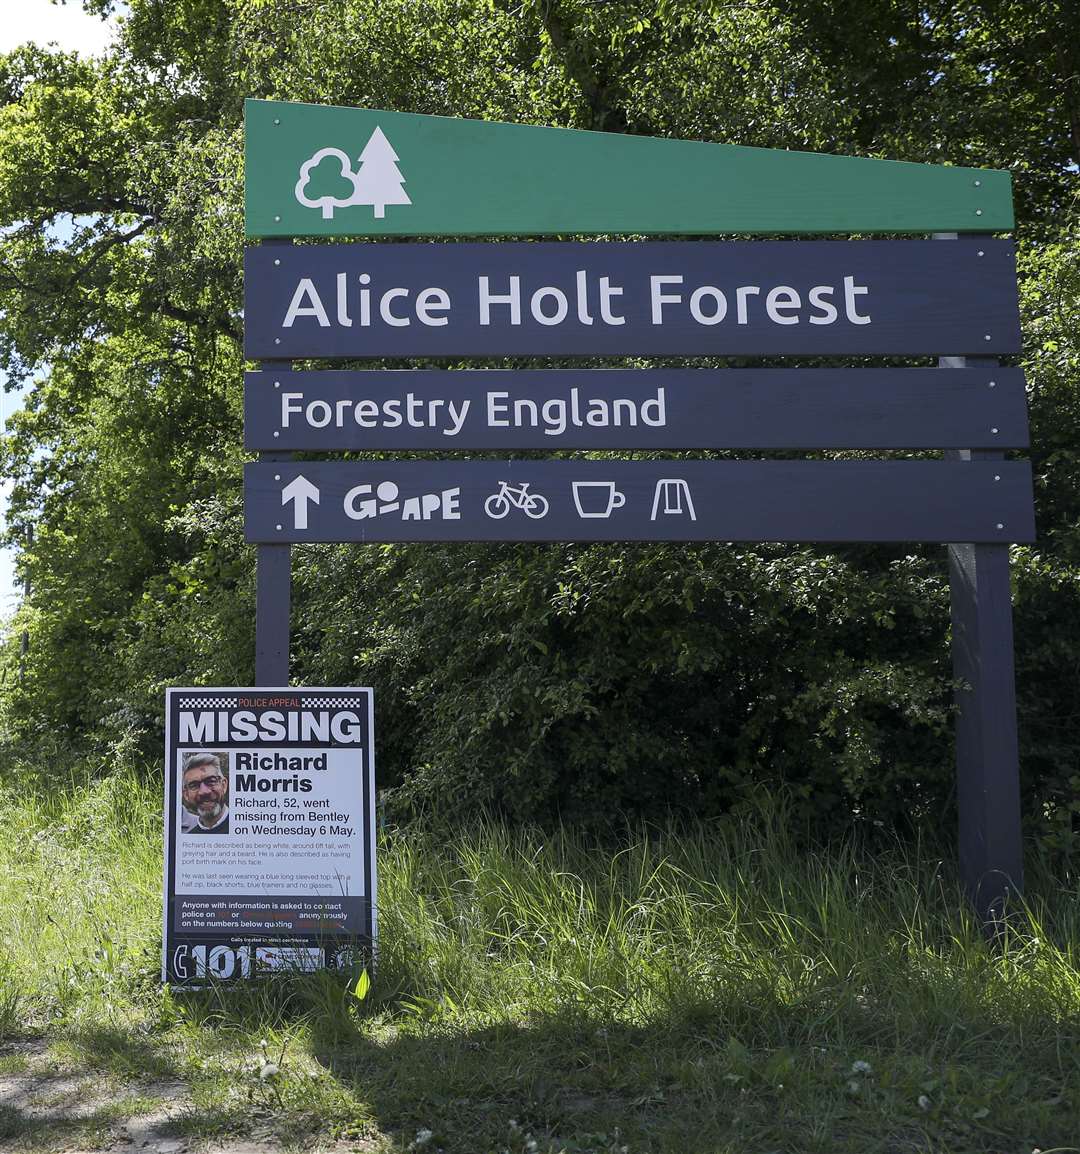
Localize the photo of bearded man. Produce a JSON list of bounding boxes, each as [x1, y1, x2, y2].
[[180, 752, 230, 834]]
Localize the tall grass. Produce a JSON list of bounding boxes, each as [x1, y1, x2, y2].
[[0, 761, 163, 1030], [2, 765, 1079, 1040], [2, 763, 1079, 1151], [374, 805, 1080, 1046]]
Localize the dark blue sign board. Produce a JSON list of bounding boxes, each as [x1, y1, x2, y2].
[[244, 460, 1035, 544], [243, 240, 1021, 359], [244, 367, 1028, 451]]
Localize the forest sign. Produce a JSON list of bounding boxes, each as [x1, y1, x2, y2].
[[244, 460, 1034, 544], [242, 100, 1032, 922], [244, 99, 1014, 237], [243, 367, 1029, 452], [244, 239, 1021, 359]]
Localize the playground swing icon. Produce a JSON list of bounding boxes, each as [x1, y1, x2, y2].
[[650, 479, 697, 521], [294, 127, 411, 220]]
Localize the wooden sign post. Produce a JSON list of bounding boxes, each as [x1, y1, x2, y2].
[[243, 100, 1031, 920]]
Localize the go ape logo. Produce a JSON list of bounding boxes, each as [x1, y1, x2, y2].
[[294, 127, 411, 220]]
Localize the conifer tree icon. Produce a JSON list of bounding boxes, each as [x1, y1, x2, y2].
[[351, 127, 411, 218], [293, 127, 411, 220]]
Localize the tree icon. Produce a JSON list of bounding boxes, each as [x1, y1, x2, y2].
[[293, 128, 412, 220], [294, 148, 359, 219], [351, 127, 411, 219]]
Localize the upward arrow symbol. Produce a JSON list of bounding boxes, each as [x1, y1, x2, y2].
[[282, 475, 320, 530]]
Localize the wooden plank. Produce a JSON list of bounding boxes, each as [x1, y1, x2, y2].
[[949, 535, 1025, 920], [255, 538, 291, 685], [243, 459, 1035, 544], [935, 309, 1025, 920], [244, 99, 1013, 237], [243, 240, 1021, 359], [932, 227, 1024, 918], [244, 367, 1028, 451]]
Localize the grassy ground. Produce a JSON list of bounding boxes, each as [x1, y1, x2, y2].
[[1, 762, 1079, 1153]]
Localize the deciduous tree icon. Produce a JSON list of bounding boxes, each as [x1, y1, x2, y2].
[[351, 127, 411, 218], [294, 148, 359, 219]]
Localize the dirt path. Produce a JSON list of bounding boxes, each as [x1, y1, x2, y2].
[[0, 1040, 373, 1154]]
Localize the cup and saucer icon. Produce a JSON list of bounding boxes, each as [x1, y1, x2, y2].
[[572, 481, 626, 518]]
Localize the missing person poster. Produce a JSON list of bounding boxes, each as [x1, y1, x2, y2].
[[162, 687, 375, 985]]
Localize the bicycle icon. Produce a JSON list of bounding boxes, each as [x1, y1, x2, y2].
[[483, 480, 550, 520]]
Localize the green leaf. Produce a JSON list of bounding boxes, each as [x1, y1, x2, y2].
[[353, 969, 371, 1002]]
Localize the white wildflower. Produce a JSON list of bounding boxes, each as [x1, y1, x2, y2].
[[408, 1129, 435, 1150], [850, 1060, 872, 1075], [259, 1063, 279, 1080], [917, 1095, 931, 1111]]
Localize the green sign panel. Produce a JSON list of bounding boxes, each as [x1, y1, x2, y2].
[[245, 99, 1013, 239]]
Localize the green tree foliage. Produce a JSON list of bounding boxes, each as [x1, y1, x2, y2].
[[782, 0, 1080, 233], [1, 1, 1077, 840]]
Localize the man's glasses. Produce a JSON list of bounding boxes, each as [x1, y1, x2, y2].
[[183, 774, 224, 792]]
